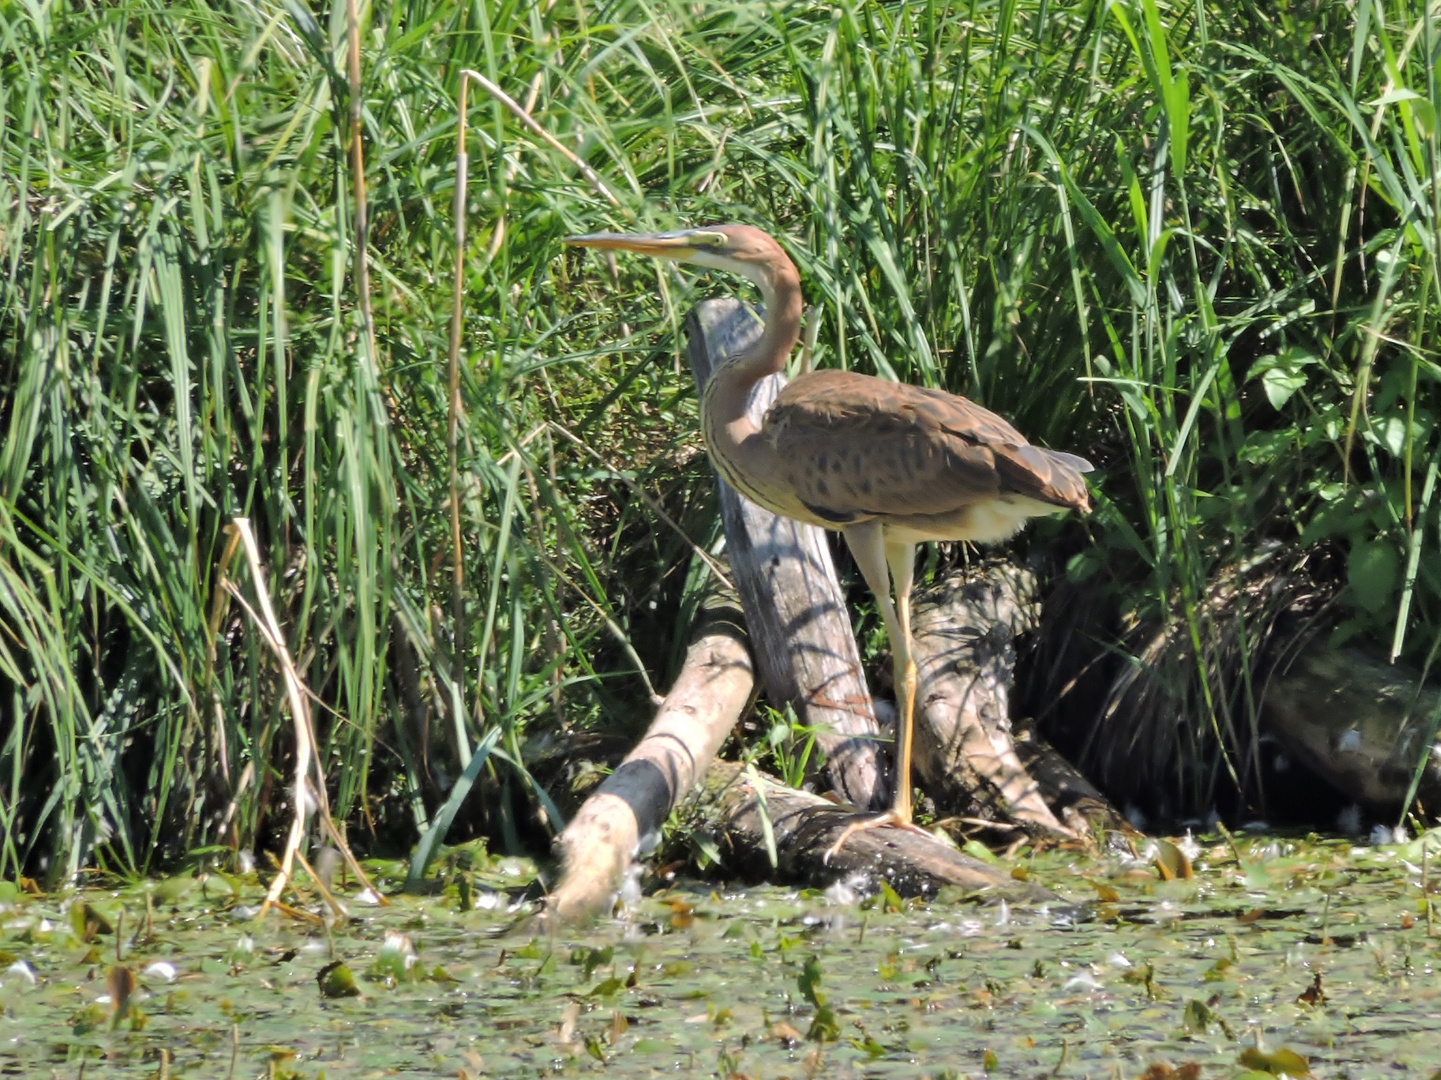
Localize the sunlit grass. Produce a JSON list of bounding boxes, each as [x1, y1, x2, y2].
[[0, 0, 1436, 877]]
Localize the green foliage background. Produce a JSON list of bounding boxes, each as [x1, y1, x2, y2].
[[0, 0, 1437, 876]]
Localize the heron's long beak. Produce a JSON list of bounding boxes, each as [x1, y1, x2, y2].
[[563, 229, 728, 259]]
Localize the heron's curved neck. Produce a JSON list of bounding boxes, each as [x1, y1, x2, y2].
[[696, 253, 803, 513], [707, 261, 802, 425]]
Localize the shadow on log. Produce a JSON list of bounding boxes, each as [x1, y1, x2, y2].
[[700, 761, 1053, 901]]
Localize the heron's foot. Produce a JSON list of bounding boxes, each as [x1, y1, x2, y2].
[[822, 810, 932, 864]]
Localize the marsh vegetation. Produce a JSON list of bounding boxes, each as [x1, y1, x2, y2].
[[1, 0, 1438, 891]]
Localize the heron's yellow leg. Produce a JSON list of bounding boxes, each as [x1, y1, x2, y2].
[[887, 537, 917, 824], [825, 527, 929, 862]]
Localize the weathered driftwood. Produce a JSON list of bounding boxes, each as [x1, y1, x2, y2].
[[910, 563, 1076, 838], [686, 298, 885, 811], [701, 760, 1053, 900], [548, 588, 754, 922], [1263, 644, 1441, 809]]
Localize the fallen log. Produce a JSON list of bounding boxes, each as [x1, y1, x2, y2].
[[686, 298, 885, 810], [700, 760, 1053, 900], [1263, 643, 1441, 810], [547, 585, 754, 922]]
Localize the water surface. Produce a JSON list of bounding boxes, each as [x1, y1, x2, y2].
[[1, 834, 1435, 1077]]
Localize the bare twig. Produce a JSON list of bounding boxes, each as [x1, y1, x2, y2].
[[222, 519, 386, 914], [460, 69, 623, 209], [494, 421, 549, 468], [205, 519, 243, 786], [293, 843, 347, 918]]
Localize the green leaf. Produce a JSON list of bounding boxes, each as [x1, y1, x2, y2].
[[316, 962, 361, 999], [1347, 541, 1399, 613], [798, 954, 825, 1007], [574, 945, 613, 980], [806, 1002, 840, 1043], [879, 879, 904, 913], [588, 977, 624, 998], [1370, 87, 1424, 106], [1237, 1046, 1311, 1076], [745, 764, 778, 870], [962, 839, 1001, 864], [1249, 349, 1317, 410], [850, 1033, 886, 1058], [1368, 415, 1424, 459], [404, 725, 502, 891], [1182, 997, 1213, 1033], [691, 831, 723, 870]]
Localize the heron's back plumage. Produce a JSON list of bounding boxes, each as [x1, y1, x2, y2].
[[757, 369, 1090, 542]]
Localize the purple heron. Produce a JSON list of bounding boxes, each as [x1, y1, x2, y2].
[[565, 224, 1092, 855]]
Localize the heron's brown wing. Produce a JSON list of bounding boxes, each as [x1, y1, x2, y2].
[[763, 369, 1089, 522]]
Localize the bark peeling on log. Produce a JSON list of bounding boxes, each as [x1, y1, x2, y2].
[[686, 298, 885, 811]]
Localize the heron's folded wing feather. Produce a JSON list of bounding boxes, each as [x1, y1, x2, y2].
[[764, 370, 1087, 520]]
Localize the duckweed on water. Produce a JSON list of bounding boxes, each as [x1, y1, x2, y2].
[[2, 834, 1440, 1077]]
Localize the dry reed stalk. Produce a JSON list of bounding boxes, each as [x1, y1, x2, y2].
[[218, 519, 386, 914]]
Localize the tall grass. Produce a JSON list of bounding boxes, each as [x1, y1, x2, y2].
[[0, 0, 1436, 878]]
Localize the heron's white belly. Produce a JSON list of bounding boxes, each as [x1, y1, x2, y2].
[[885, 496, 1066, 546]]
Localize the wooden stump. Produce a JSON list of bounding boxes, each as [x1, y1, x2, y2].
[[686, 299, 886, 811], [911, 563, 1094, 838]]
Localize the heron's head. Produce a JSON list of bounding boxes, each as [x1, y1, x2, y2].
[[564, 224, 796, 297]]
